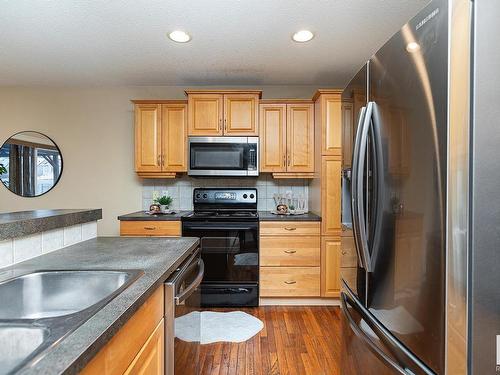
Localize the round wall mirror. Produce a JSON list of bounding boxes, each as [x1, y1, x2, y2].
[[0, 131, 63, 197]]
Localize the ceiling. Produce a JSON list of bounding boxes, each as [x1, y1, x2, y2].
[[0, 0, 428, 87]]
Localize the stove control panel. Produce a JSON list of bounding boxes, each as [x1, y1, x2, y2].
[[193, 188, 257, 205]]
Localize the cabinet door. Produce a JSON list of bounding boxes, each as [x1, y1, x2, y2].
[[135, 104, 162, 172], [259, 104, 286, 172], [341, 101, 354, 167], [124, 319, 164, 375], [224, 94, 259, 135], [161, 104, 187, 172], [286, 104, 314, 172], [321, 238, 341, 297], [321, 156, 342, 236], [188, 94, 223, 136], [321, 94, 342, 156]]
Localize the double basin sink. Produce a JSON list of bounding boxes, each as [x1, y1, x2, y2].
[[0, 270, 142, 374]]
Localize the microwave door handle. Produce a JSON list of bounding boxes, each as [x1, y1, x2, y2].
[[175, 259, 204, 305]]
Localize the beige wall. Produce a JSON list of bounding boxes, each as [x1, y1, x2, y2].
[[0, 85, 319, 235]]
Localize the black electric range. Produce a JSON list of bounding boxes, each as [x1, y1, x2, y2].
[[181, 188, 259, 307]]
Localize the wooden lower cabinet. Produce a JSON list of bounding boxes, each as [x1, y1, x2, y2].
[[81, 286, 164, 375], [120, 221, 181, 237], [260, 266, 320, 297], [321, 156, 342, 236], [260, 236, 320, 267], [321, 237, 341, 298], [260, 221, 321, 297], [124, 320, 164, 375], [260, 221, 320, 236]]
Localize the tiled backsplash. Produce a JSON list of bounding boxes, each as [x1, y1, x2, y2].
[[0, 221, 98, 269], [142, 175, 309, 212]]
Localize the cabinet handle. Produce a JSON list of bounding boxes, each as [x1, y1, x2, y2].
[[144, 226, 156, 230], [287, 153, 290, 166], [161, 155, 164, 166], [284, 227, 297, 231], [219, 118, 222, 131], [224, 118, 227, 132], [283, 153, 286, 167], [157, 155, 161, 166], [341, 250, 347, 255], [284, 280, 297, 285], [284, 250, 297, 254]]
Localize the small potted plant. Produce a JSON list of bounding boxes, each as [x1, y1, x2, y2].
[[154, 195, 173, 213], [0, 164, 6, 175]]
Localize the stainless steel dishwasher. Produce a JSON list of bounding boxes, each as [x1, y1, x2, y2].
[[164, 248, 203, 375]]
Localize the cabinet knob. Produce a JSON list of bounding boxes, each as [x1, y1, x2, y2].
[[284, 250, 297, 254], [341, 250, 347, 255], [284, 280, 297, 285]]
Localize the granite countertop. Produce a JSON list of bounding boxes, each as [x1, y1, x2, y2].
[[118, 210, 321, 222], [0, 236, 199, 375], [0, 209, 102, 241], [258, 211, 321, 221], [117, 210, 190, 221]]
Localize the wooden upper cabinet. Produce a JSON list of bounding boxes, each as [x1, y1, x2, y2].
[[135, 104, 162, 172], [224, 94, 259, 135], [314, 90, 343, 156], [341, 101, 354, 168], [188, 94, 223, 136], [186, 91, 261, 136], [161, 103, 187, 172], [287, 103, 314, 172], [259, 104, 286, 172], [133, 101, 187, 176]]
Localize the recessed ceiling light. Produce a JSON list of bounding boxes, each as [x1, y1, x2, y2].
[[292, 30, 314, 43], [168, 30, 191, 43], [406, 41, 420, 53]]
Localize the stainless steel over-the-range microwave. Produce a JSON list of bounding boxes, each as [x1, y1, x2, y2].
[[188, 137, 258, 177]]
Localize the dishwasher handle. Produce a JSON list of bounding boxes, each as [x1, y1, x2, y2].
[[174, 259, 204, 305]]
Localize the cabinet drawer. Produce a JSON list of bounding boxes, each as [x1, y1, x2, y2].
[[340, 236, 358, 268], [260, 267, 320, 297], [260, 236, 320, 266], [260, 221, 320, 236], [120, 221, 181, 237]]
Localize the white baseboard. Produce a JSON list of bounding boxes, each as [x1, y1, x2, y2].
[[259, 297, 340, 306]]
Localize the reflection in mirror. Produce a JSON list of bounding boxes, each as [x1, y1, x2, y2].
[[0, 131, 63, 197]]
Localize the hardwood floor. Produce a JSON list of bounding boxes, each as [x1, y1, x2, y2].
[[176, 306, 342, 375]]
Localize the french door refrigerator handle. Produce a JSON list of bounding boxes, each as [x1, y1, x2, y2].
[[352, 103, 373, 272], [341, 280, 435, 375], [351, 106, 367, 269]]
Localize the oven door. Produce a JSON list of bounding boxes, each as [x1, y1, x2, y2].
[[182, 220, 259, 306], [188, 137, 258, 176]]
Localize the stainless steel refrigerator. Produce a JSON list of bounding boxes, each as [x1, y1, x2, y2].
[[340, 0, 500, 374]]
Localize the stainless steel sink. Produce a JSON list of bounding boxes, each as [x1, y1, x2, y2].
[[0, 269, 142, 374], [0, 324, 49, 375], [0, 270, 136, 319]]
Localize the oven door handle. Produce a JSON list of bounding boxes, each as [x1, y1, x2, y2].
[[183, 225, 257, 231], [174, 259, 204, 305]]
